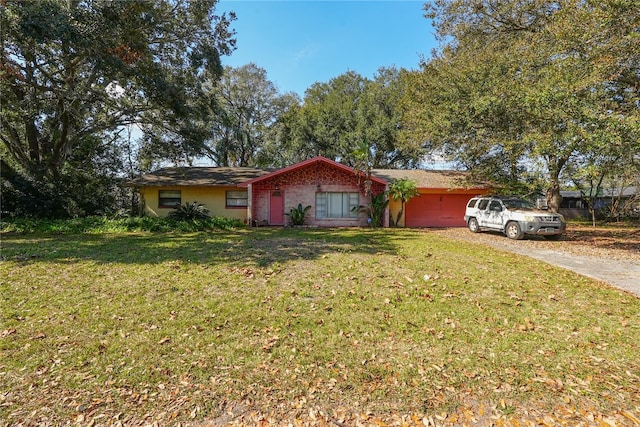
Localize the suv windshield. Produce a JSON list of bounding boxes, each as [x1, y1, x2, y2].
[[502, 198, 536, 210]]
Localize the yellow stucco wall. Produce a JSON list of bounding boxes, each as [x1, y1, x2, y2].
[[388, 198, 403, 227], [139, 186, 248, 221]]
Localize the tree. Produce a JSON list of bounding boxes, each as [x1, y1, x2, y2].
[[403, 0, 640, 212], [290, 68, 423, 168], [255, 92, 305, 168], [297, 71, 367, 162], [1, 0, 235, 216], [358, 67, 424, 168], [388, 178, 419, 226], [351, 139, 388, 228], [202, 63, 283, 167]]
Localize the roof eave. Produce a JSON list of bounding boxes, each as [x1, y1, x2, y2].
[[239, 156, 387, 187]]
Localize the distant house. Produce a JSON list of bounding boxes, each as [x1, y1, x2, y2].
[[129, 156, 490, 227], [560, 187, 640, 219]]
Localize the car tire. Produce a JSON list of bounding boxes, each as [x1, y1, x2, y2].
[[505, 221, 524, 240], [467, 217, 480, 233]]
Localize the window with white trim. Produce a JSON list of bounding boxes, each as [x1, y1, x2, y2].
[[316, 192, 359, 219], [226, 190, 248, 208], [158, 190, 181, 208]]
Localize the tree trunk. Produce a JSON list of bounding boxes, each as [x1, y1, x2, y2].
[[395, 203, 405, 227], [546, 179, 563, 213], [546, 155, 568, 213]]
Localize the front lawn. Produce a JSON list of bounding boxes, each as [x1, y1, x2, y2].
[[1, 228, 639, 425]]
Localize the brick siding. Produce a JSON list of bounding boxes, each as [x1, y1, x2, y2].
[[249, 162, 386, 227]]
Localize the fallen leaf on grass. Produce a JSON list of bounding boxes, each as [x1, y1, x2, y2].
[[622, 410, 640, 425], [1, 328, 17, 338], [158, 337, 171, 345], [262, 336, 279, 352]]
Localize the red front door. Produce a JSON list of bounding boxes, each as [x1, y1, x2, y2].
[[269, 190, 284, 225]]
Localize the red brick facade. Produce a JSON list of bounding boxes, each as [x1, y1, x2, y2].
[[247, 161, 386, 227]]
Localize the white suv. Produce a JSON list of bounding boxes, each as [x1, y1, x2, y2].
[[464, 196, 566, 240]]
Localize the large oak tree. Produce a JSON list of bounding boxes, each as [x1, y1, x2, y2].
[[1, 0, 235, 216], [403, 0, 639, 211], [293, 68, 422, 169]]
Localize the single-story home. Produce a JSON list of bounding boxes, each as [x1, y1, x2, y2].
[[560, 187, 640, 219], [129, 156, 490, 227]]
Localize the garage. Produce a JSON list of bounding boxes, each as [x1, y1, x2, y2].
[[405, 193, 472, 227]]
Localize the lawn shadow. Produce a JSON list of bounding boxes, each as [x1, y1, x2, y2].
[[1, 228, 408, 267], [238, 227, 403, 266], [564, 225, 640, 256]]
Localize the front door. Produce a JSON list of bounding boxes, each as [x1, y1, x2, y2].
[[269, 190, 284, 225]]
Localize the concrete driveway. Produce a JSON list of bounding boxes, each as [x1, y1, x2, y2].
[[436, 228, 640, 298], [479, 242, 640, 297]]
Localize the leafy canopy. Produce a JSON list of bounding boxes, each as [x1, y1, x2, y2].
[[1, 0, 235, 216], [402, 0, 640, 212]]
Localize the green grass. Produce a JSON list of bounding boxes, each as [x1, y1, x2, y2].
[[0, 215, 245, 234], [1, 228, 639, 425]]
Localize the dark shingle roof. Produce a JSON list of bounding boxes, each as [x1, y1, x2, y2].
[[128, 165, 491, 190], [128, 167, 270, 187]]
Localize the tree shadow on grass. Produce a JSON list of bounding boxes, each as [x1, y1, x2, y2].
[[563, 225, 640, 256], [1, 228, 409, 267]]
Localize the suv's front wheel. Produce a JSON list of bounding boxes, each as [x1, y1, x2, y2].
[[467, 217, 480, 233], [505, 221, 524, 240]]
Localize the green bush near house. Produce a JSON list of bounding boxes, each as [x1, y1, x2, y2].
[[0, 215, 245, 234], [388, 178, 420, 226], [285, 203, 312, 225], [353, 192, 389, 227], [167, 201, 211, 221]]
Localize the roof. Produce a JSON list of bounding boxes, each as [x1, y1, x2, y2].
[[372, 169, 488, 189], [239, 156, 387, 187], [128, 167, 270, 187], [562, 187, 639, 198], [127, 159, 491, 190]]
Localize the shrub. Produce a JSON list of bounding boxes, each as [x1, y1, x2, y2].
[[0, 215, 245, 234], [285, 204, 312, 226], [166, 202, 210, 220], [352, 192, 389, 228]]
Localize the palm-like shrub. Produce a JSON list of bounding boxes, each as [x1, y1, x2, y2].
[[167, 201, 210, 220], [388, 178, 420, 226], [285, 203, 312, 226], [352, 192, 389, 228]]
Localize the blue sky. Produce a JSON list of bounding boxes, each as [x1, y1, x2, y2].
[[217, 0, 438, 96]]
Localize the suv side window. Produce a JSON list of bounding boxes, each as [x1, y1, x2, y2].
[[467, 199, 478, 208], [489, 200, 503, 212], [477, 199, 489, 210]]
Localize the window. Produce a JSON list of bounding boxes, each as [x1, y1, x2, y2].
[[488, 200, 503, 212], [158, 190, 181, 208], [477, 199, 489, 210], [316, 192, 359, 219], [226, 190, 248, 208]]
